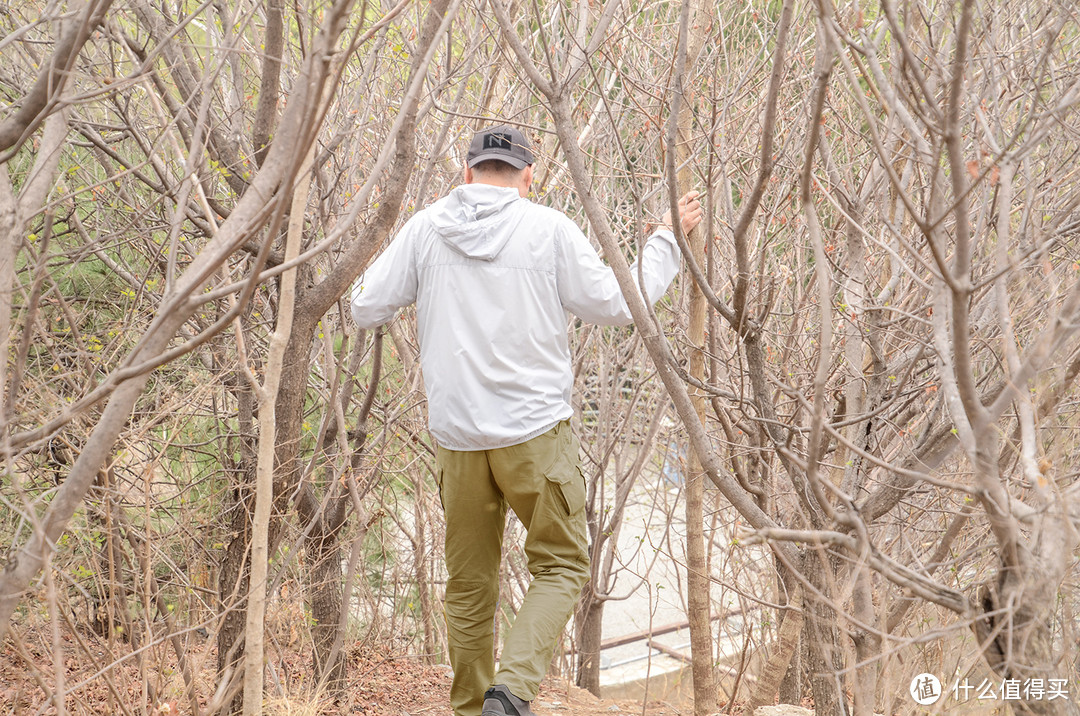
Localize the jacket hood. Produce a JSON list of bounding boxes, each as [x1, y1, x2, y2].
[[428, 184, 525, 261]]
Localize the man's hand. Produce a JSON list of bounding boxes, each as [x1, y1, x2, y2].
[[660, 191, 703, 235]]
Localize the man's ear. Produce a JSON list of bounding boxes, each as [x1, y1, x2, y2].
[[464, 164, 474, 184], [521, 165, 534, 195]]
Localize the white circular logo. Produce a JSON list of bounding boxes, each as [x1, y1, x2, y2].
[[910, 673, 942, 705]]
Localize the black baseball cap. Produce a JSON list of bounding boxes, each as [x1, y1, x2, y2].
[[467, 125, 535, 169]]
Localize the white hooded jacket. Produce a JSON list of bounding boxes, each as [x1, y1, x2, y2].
[[351, 183, 681, 450]]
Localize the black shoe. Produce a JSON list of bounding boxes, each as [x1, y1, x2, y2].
[[481, 685, 535, 716]]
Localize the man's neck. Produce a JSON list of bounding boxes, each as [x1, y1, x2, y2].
[[471, 178, 518, 190]]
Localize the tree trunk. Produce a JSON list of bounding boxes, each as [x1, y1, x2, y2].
[[241, 140, 312, 716], [297, 467, 351, 695], [803, 554, 847, 716], [308, 528, 346, 689], [217, 509, 251, 705], [216, 368, 257, 699], [413, 475, 438, 663], [87, 465, 136, 644], [778, 645, 804, 706], [849, 568, 879, 716], [684, 463, 715, 715], [575, 593, 605, 695], [668, 0, 714, 709], [975, 574, 1080, 716], [252, 0, 284, 167], [777, 564, 805, 705], [743, 586, 803, 715], [212, 0, 453, 707]]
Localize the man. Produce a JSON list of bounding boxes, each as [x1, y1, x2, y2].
[[351, 125, 701, 716]]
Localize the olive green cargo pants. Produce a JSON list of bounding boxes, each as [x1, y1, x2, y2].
[[436, 421, 590, 716]]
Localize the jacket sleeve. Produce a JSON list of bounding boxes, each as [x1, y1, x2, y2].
[[555, 218, 681, 326], [350, 221, 419, 329]]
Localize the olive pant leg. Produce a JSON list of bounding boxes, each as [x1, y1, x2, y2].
[[438, 422, 590, 714], [487, 421, 590, 701], [437, 448, 506, 716]]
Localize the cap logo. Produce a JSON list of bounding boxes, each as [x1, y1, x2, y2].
[[483, 132, 513, 151]]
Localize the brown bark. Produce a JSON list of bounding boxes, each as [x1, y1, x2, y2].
[[683, 465, 715, 715], [307, 529, 346, 687], [295, 448, 351, 692], [975, 581, 1080, 716], [130, 0, 250, 196], [0, 0, 113, 157], [412, 476, 438, 663], [297, 331, 376, 692], [849, 568, 878, 716], [575, 596, 604, 695], [667, 0, 715, 710], [0, 0, 356, 641], [802, 554, 846, 716], [798, 20, 851, 716], [743, 586, 803, 715], [777, 564, 805, 705], [968, 433, 1080, 716], [217, 506, 250, 694], [287, 0, 454, 678], [87, 465, 131, 643], [252, 0, 285, 167], [241, 138, 314, 716], [214, 0, 456, 700]]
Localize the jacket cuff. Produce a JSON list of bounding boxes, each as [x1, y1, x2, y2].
[[647, 227, 682, 263], [650, 227, 677, 244]]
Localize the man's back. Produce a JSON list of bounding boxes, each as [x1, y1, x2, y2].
[[411, 183, 577, 450], [352, 182, 681, 450]]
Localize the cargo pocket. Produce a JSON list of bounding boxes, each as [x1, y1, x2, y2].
[[543, 446, 586, 516]]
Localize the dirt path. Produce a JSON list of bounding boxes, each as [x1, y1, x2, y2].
[[348, 653, 689, 715], [2, 624, 691, 715]]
